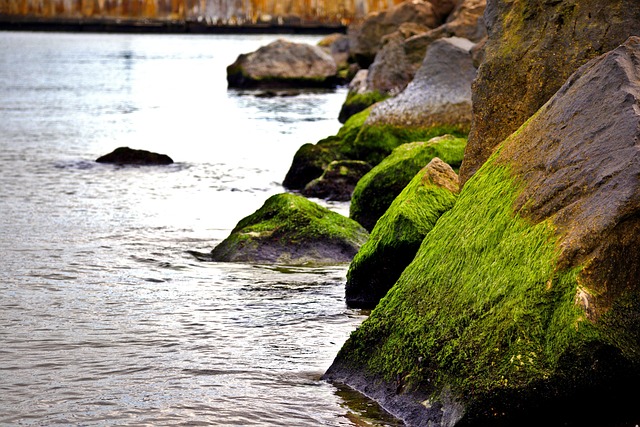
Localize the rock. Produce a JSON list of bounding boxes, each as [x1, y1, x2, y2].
[[302, 160, 372, 202], [363, 0, 486, 96], [283, 108, 369, 191], [95, 147, 173, 165], [427, 0, 458, 21], [325, 37, 640, 427], [318, 32, 351, 71], [226, 39, 338, 89], [346, 158, 458, 309], [338, 70, 389, 122], [365, 36, 476, 130], [348, 0, 440, 68], [350, 135, 466, 231], [459, 0, 640, 185], [210, 193, 369, 265]]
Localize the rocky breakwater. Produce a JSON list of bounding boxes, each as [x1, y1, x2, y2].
[[226, 39, 339, 89], [324, 37, 640, 427], [208, 193, 368, 265], [283, 36, 474, 196]]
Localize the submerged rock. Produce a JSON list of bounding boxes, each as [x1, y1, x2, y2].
[[95, 147, 173, 165], [346, 157, 459, 309], [350, 135, 466, 231], [226, 39, 338, 89], [325, 37, 640, 427], [302, 160, 372, 202], [459, 0, 640, 185], [210, 193, 368, 265]]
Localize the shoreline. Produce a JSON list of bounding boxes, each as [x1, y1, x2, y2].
[[0, 16, 346, 35]]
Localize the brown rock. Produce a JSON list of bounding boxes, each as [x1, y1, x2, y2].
[[460, 0, 640, 185]]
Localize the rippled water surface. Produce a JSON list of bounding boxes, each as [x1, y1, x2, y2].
[[0, 31, 400, 426]]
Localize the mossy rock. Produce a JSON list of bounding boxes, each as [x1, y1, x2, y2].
[[302, 160, 372, 202], [338, 90, 389, 124], [460, 0, 640, 185], [210, 193, 369, 265], [325, 38, 640, 426], [283, 108, 371, 190], [350, 135, 466, 231], [346, 157, 459, 309]]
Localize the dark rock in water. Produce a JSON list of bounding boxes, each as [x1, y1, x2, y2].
[[350, 135, 466, 231], [210, 193, 368, 265], [96, 147, 173, 165], [346, 157, 459, 309], [226, 39, 338, 89], [459, 0, 640, 186], [302, 160, 372, 201], [325, 36, 640, 427]]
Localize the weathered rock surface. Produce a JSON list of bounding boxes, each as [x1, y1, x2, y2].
[[459, 0, 640, 185], [318, 32, 351, 71], [346, 157, 458, 309], [226, 39, 338, 89], [210, 193, 368, 265], [348, 0, 439, 68], [365, 36, 476, 129], [325, 37, 640, 427], [363, 0, 486, 96], [96, 147, 173, 165], [350, 134, 466, 231], [302, 160, 372, 202]]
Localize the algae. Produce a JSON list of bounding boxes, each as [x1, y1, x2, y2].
[[336, 156, 607, 411]]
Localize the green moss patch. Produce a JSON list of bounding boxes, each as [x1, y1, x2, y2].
[[346, 159, 459, 308], [211, 193, 369, 265], [338, 90, 390, 123], [336, 156, 613, 418], [350, 135, 466, 231]]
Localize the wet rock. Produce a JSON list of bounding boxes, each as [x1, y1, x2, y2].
[[210, 193, 368, 265], [348, 0, 439, 68], [95, 147, 173, 165], [346, 157, 458, 309], [460, 0, 640, 185], [226, 39, 338, 89], [350, 134, 466, 231], [325, 36, 640, 427], [302, 160, 372, 202]]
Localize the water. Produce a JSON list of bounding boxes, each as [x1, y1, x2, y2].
[[0, 31, 400, 426]]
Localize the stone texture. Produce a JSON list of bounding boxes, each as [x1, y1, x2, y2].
[[226, 39, 338, 89], [459, 0, 640, 185], [365, 36, 476, 129], [96, 147, 173, 165]]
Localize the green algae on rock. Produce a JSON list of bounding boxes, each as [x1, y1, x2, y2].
[[302, 160, 372, 202], [324, 37, 640, 427], [350, 135, 466, 231], [210, 193, 368, 265], [346, 157, 459, 309]]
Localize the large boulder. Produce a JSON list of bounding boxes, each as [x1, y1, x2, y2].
[[350, 134, 466, 231], [346, 157, 459, 309], [96, 147, 173, 165], [365, 36, 476, 130], [324, 37, 640, 427], [459, 0, 640, 185], [210, 193, 368, 265], [302, 160, 372, 202], [226, 39, 338, 89], [348, 0, 440, 68]]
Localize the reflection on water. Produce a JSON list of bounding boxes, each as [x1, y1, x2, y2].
[[0, 31, 401, 426]]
